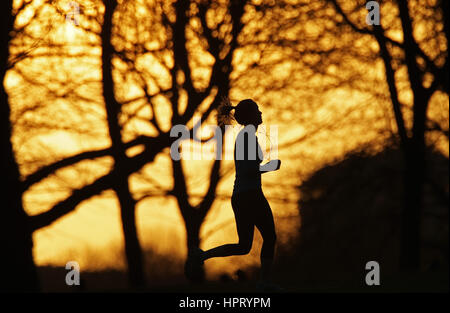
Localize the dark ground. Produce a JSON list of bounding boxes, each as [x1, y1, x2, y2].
[[37, 264, 448, 293]]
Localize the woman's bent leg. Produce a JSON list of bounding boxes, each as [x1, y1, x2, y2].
[[202, 192, 254, 261]]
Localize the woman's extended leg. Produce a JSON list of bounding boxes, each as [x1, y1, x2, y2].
[[201, 192, 254, 261]]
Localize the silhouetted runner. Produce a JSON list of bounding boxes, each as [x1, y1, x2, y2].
[[186, 99, 282, 291]]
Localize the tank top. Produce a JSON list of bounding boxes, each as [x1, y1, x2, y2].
[[233, 126, 264, 194]]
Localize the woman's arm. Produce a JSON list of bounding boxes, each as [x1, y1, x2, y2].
[[259, 159, 281, 173]]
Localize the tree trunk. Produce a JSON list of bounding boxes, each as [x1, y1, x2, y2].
[[184, 213, 205, 282], [400, 146, 424, 270], [101, 0, 145, 288], [399, 91, 428, 271], [0, 0, 39, 292], [185, 213, 202, 250], [116, 176, 145, 287]]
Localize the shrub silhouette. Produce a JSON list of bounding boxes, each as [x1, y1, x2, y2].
[[295, 145, 448, 283]]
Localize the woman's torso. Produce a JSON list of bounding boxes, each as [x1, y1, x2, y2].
[[233, 126, 264, 194]]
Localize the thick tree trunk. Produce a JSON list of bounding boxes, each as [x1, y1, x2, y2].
[[185, 213, 203, 251], [117, 177, 145, 287], [400, 145, 425, 270], [101, 0, 145, 288], [0, 0, 39, 292], [373, 0, 431, 269], [184, 213, 206, 282], [399, 90, 428, 270], [400, 83, 429, 270]]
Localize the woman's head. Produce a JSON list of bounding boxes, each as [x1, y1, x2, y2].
[[217, 98, 262, 127]]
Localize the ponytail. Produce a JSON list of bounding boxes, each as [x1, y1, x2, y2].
[[217, 97, 235, 127]]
